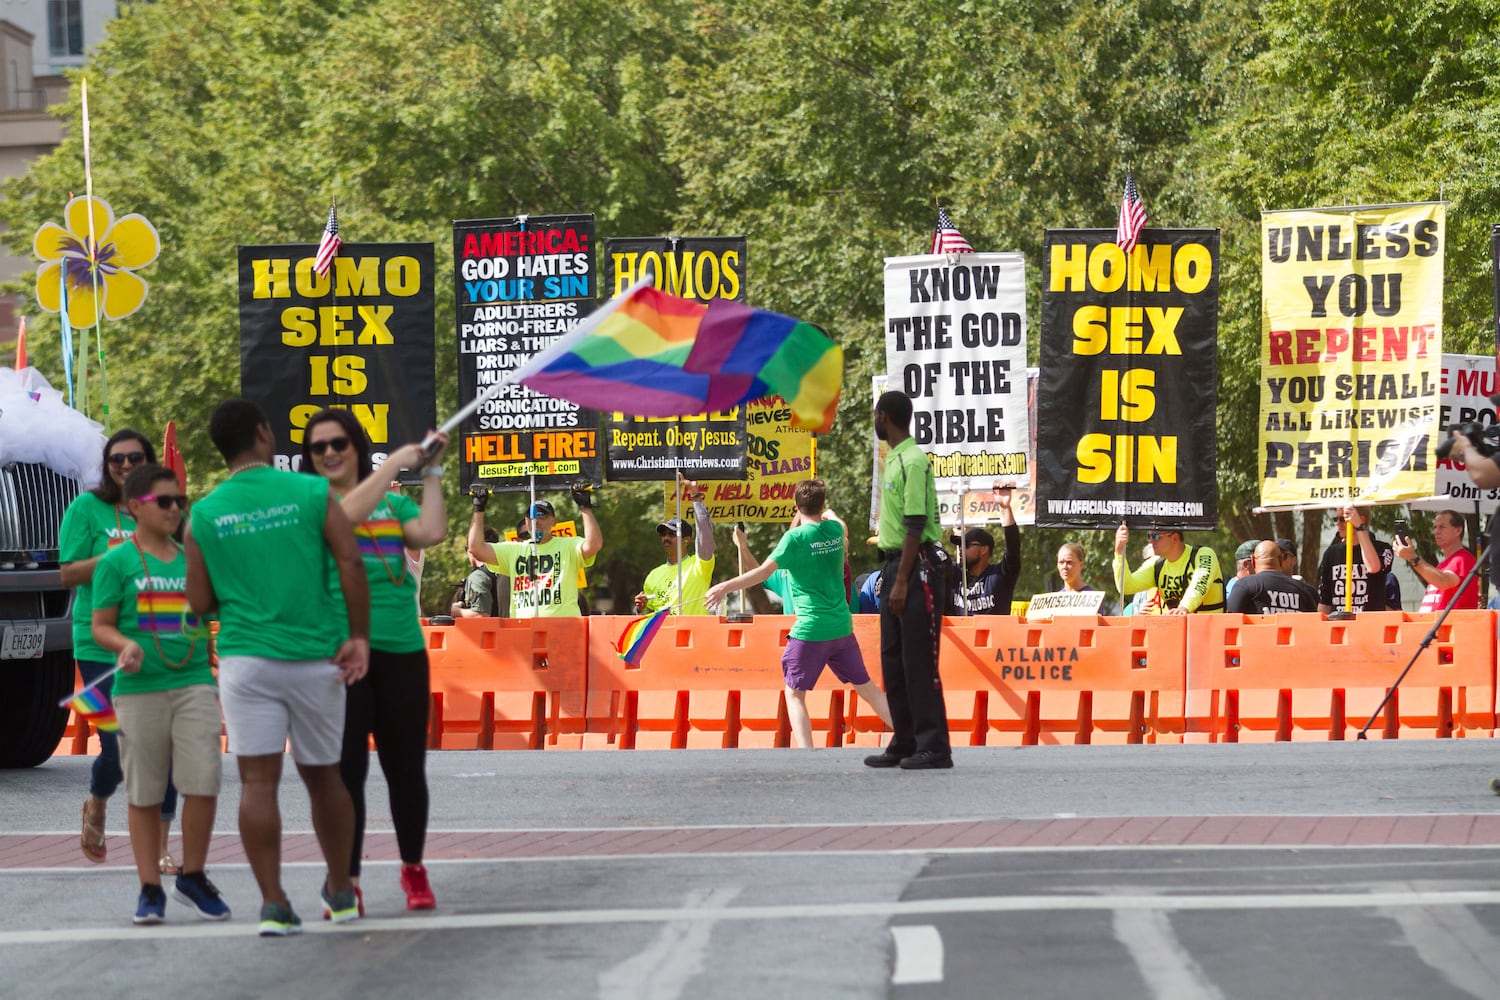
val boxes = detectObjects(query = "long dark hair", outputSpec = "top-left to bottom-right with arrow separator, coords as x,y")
298,408 -> 373,481
91,429 -> 157,505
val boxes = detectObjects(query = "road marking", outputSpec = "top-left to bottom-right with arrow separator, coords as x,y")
4,889 -> 1500,947
1384,899 -> 1500,998
597,887 -> 741,1000
890,925 -> 944,984
1113,909 -> 1226,1000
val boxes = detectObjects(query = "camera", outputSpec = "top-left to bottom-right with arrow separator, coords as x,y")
1436,392 -> 1500,461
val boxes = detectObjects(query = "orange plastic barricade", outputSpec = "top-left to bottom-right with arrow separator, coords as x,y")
936,615 -> 1186,745
1182,611 -> 1497,742
586,614 -> 889,749
423,617 -> 589,749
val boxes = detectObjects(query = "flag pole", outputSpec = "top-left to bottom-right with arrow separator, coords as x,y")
58,662 -> 125,706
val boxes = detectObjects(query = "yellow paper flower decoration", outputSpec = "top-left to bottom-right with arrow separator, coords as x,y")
33,196 -> 159,329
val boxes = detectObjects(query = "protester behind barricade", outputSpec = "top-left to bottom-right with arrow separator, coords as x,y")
91,463 -> 227,925
1113,524 -> 1225,615
1226,540 -> 1320,615
1120,541 -> 1159,615
950,487 -> 1021,616
864,391 -> 951,771
1446,431 -> 1500,601
185,398 -> 368,937
856,566 -> 883,613
1224,539 -> 1259,603
1316,505 -> 1393,614
60,428 -> 180,872
705,480 -> 893,748
635,471 -> 716,615
467,488 -> 600,618
1393,509 -> 1480,612
452,527 -> 502,618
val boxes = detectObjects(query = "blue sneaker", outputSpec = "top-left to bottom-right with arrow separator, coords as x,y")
134,884 -> 166,925
173,871 -> 231,921
258,901 -> 303,937
321,882 -> 361,924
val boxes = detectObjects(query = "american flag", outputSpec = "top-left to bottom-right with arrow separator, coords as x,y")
931,208 -> 975,255
313,203 -> 342,277
1116,173 -> 1148,252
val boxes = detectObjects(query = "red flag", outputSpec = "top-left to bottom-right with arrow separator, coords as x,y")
1116,172 -> 1148,252
14,316 -> 25,370
163,420 -> 187,493
313,203 -> 342,277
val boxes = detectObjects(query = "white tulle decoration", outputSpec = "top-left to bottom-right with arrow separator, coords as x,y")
0,367 -> 105,487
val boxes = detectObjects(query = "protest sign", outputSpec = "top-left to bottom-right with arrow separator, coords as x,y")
1258,203 -> 1443,507
1025,589 -> 1105,620
238,243 -> 435,471
1414,353 -> 1500,514
453,214 -> 599,492
1035,229 -> 1219,529
883,253 -> 1029,523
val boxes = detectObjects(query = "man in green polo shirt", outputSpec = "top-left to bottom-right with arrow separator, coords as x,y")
864,390 -> 952,771
185,398 -> 370,937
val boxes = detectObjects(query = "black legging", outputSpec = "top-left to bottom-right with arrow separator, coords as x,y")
341,647 -> 431,876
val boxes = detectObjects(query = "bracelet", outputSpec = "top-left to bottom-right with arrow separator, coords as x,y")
422,465 -> 443,478
1353,525 -> 1367,532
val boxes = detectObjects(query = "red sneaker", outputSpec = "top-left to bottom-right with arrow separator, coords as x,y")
400,864 -> 436,910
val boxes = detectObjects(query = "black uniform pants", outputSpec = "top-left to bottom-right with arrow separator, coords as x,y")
879,552 -> 950,754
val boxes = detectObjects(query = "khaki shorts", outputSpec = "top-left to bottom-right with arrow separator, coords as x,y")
217,655 -> 345,765
115,684 -> 223,806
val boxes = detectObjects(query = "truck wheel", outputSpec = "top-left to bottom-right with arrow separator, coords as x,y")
0,650 -> 74,767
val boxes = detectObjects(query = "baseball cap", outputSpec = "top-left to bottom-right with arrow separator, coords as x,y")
1275,537 -> 1297,558
963,527 -> 995,549
528,500 -> 555,518
1234,540 -> 1260,563
657,518 -> 693,538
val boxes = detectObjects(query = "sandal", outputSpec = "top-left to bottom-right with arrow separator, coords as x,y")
80,798 -> 106,863
158,854 -> 181,876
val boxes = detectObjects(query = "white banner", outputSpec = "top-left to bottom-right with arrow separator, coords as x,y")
1415,353 -> 1500,514
883,253 -> 1030,523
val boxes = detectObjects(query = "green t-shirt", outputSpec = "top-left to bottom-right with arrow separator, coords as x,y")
487,535 -> 594,618
59,492 -> 136,663
643,553 -> 715,615
328,491 -> 423,653
770,519 -> 853,641
877,436 -> 941,550
190,466 -> 343,659
91,541 -> 214,695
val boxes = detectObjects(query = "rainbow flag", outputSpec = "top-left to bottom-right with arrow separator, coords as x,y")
612,608 -> 668,667
356,517 -> 406,560
137,590 -> 197,633
62,685 -> 120,733
513,276 -> 843,433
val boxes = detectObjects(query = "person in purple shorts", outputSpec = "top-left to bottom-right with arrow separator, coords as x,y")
705,479 -> 893,748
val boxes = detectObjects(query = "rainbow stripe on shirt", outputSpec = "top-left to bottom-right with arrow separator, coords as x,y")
357,517 -> 405,560
136,590 -> 197,633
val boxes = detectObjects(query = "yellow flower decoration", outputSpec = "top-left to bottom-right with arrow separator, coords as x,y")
33,196 -> 159,329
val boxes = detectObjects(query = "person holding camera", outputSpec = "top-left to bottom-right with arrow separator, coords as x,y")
466,482 -> 601,618
1316,505 -> 1393,614
1393,510 -> 1480,612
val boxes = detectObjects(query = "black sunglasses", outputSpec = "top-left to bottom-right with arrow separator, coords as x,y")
309,436 -> 352,456
108,451 -> 147,466
136,493 -> 188,511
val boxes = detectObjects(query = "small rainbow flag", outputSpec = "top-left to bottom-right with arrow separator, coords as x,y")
514,276 -> 843,433
137,590 -> 197,633
612,608 -> 668,667
62,684 -> 120,733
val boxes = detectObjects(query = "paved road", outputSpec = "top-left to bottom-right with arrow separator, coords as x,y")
3,742 -> 1499,998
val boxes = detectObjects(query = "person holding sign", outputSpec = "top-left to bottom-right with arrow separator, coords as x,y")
301,409 -> 449,913
1112,524 -> 1225,615
949,487 -> 1021,616
864,391 -> 952,770
1393,511 -> 1479,612
467,490 -> 601,618
1226,541 -> 1319,615
1316,506 -> 1393,614
91,463 -> 229,925
635,472 -> 716,616
703,480 -> 892,748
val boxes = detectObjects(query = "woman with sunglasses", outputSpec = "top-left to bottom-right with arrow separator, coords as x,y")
300,409 -> 448,913
60,429 -> 180,870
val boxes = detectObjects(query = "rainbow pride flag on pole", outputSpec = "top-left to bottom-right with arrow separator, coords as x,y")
512,275 -> 843,433
613,608 -> 669,667
60,682 -> 120,733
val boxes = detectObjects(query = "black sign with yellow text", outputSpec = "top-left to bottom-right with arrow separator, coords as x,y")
237,243 -> 436,471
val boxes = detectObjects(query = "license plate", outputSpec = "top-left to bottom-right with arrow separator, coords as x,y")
0,623 -> 45,660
